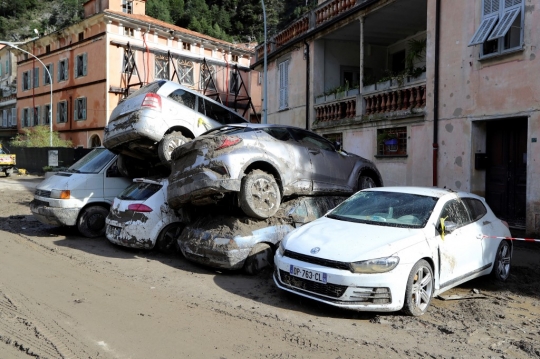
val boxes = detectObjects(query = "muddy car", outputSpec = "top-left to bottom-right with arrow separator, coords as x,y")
103,80 -> 248,168
168,123 -> 383,219
106,177 -> 186,252
178,196 -> 346,274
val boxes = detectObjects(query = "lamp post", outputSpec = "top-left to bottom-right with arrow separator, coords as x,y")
0,38 -> 53,146
261,0 -> 268,124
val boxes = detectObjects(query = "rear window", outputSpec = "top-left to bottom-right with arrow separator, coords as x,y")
262,127 -> 293,141
124,81 -> 166,100
462,198 -> 487,221
118,182 -> 162,201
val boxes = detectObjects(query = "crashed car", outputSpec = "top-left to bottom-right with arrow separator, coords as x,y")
178,196 -> 346,274
103,80 -> 248,168
274,187 -> 512,316
168,123 -> 383,219
105,177 -> 186,251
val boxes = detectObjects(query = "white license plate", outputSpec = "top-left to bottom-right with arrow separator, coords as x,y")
289,265 -> 327,284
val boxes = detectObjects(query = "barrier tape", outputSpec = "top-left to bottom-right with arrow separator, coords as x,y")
482,235 -> 540,243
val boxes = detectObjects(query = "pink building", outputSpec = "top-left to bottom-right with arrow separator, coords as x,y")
12,0 -> 259,148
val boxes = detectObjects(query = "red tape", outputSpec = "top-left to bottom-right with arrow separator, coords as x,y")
482,235 -> 540,243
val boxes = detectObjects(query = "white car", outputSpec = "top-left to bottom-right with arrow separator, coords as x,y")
106,177 -> 186,251
274,187 -> 512,316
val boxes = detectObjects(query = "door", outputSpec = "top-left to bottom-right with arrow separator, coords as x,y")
485,119 -> 527,228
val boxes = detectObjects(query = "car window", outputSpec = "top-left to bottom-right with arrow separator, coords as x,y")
462,198 -> 487,221
262,127 -> 293,141
439,199 -> 472,227
197,96 -> 205,115
289,128 -> 335,151
204,100 -> 245,125
125,80 -> 165,100
118,182 -> 162,200
168,89 -> 196,110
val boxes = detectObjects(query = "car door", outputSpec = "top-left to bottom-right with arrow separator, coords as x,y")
289,128 -> 357,193
437,198 -> 484,288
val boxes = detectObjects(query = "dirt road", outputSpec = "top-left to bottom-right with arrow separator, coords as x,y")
0,175 -> 539,359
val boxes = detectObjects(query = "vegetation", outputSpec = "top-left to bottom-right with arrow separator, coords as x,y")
10,125 -> 72,147
1,0 -> 318,44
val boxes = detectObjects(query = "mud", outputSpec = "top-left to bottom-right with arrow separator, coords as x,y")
0,175 -> 539,359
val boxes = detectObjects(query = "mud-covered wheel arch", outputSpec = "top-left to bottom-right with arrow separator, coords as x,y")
243,242 -> 274,275
158,129 -> 193,166
356,168 -> 382,191
77,205 -> 109,238
155,222 -> 184,253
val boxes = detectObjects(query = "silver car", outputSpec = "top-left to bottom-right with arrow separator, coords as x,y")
167,124 -> 383,219
103,80 -> 248,166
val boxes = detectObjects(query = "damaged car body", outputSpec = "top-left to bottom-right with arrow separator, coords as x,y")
103,80 -> 248,168
178,196 -> 346,274
167,123 -> 383,219
106,177 -> 186,251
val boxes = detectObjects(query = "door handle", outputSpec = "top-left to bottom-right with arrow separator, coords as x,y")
308,149 -> 320,154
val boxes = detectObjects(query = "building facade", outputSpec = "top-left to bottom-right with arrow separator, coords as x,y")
0,45 -> 18,144
12,0 -> 258,149
252,0 -> 538,234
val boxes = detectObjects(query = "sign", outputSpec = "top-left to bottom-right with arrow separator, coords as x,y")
48,150 -> 58,167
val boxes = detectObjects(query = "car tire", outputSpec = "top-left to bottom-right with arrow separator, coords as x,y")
358,175 -> 377,190
490,240 -> 511,281
4,168 -> 13,177
155,223 -> 184,253
403,259 -> 434,316
239,169 -> 281,219
243,243 -> 273,275
158,132 -> 190,166
77,205 -> 109,238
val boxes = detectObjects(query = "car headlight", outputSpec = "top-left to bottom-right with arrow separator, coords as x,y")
349,256 -> 400,273
50,189 -> 71,199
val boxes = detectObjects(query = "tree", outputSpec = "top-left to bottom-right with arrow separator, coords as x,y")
10,126 -> 73,147
146,0 -> 172,23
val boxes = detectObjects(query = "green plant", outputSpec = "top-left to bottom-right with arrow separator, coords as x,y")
405,38 -> 426,73
10,125 -> 72,148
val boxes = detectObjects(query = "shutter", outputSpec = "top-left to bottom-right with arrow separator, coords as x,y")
2,110 -> 6,127
34,67 -> 39,88
83,53 -> 87,76
468,0 -> 500,46
0,63 -> 2,76
35,106 -> 40,125
284,61 -> 289,108
487,6 -> 521,40
64,61 -> 69,80
56,104 -> 60,123
82,98 -> 87,119
57,61 -> 61,82
74,100 -> 79,120
28,109 -> 32,127
49,63 -> 54,84
11,108 -> 16,126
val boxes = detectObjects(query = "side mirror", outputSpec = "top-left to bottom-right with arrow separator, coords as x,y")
443,221 -> 458,234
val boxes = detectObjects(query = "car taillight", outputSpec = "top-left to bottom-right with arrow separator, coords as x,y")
128,204 -> 153,212
215,136 -> 241,150
141,93 -> 162,112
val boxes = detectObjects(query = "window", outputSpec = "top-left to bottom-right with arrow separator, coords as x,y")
122,50 -> 137,75
57,101 -> 68,123
439,200 -> 472,229
177,58 -> 194,86
43,104 -> 51,125
22,108 -> 30,127
231,54 -> 239,62
168,89 -> 196,110
122,0 -> 133,14
462,198 -> 488,221
377,127 -> 407,156
290,128 -> 335,151
46,45 -> 51,53
22,71 -> 31,91
58,59 -> 69,82
230,71 -> 240,94
78,32 -> 84,42
75,53 -> 87,78
468,0 -> 523,57
155,56 -> 169,80
33,106 -> 40,126
203,100 -> 245,125
74,97 -> 87,121
2,110 -> 7,127
44,63 -> 53,85
200,63 -> 216,91
33,67 -> 39,88
124,27 -> 134,37
183,42 -> 191,51
323,133 -> 343,149
278,60 -> 289,110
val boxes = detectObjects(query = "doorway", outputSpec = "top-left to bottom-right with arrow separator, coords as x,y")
485,118 -> 527,229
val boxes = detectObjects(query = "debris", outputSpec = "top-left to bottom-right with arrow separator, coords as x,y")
437,293 -> 487,301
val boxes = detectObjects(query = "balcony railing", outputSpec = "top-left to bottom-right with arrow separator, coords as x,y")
315,94 -> 357,123
364,84 -> 426,115
315,0 -> 358,25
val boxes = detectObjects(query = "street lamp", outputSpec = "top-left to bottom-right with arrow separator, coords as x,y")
0,37 -> 53,146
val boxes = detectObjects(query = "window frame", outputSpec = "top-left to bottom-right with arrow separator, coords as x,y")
44,63 -> 54,85
57,101 -> 68,123
74,53 -> 88,78
43,104 -> 51,125
200,63 -> 216,91
377,127 -> 408,157
278,59 -> 289,110
33,106 -> 40,126
22,70 -> 31,91
74,97 -> 87,121
58,58 -> 69,82
22,107 -> 30,127
178,58 -> 194,86
154,56 -> 169,80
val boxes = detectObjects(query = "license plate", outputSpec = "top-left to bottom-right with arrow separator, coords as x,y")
107,225 -> 121,237
289,265 -> 327,284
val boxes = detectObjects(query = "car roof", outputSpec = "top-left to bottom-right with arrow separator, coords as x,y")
365,186 -> 484,200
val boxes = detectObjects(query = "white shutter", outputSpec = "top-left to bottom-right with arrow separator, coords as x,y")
284,61 -> 289,108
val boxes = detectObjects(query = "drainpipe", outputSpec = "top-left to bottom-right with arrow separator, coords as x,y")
304,40 -> 310,130
433,0 -> 441,187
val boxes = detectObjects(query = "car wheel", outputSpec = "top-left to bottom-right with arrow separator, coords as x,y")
77,206 -> 109,238
358,175 -> 377,190
155,223 -> 184,253
158,132 -> 190,166
4,168 -> 13,177
243,243 -> 273,275
239,170 -> 281,219
490,240 -> 511,281
403,259 -> 434,316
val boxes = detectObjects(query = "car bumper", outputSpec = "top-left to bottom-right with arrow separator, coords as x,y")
103,111 -> 164,150
168,169 -> 241,207
30,199 -> 79,226
105,219 -> 155,249
273,251 -> 413,312
179,235 -> 251,270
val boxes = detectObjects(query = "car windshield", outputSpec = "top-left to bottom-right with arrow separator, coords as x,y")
118,181 -> 162,200
67,148 -> 116,174
327,191 -> 438,228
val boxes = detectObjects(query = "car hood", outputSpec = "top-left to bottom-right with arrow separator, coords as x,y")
284,216 -> 426,262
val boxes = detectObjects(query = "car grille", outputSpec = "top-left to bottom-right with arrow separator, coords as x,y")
32,199 -> 49,207
35,189 -> 51,198
279,269 -> 347,298
283,250 -> 350,270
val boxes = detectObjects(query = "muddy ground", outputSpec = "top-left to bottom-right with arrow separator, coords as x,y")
0,174 -> 539,359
